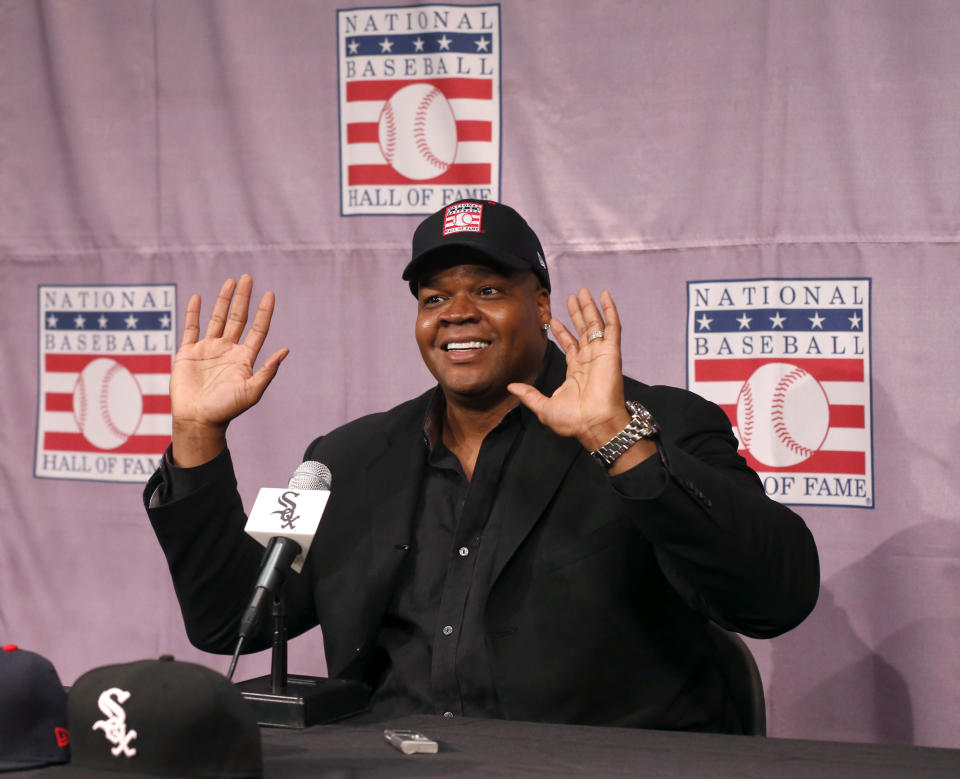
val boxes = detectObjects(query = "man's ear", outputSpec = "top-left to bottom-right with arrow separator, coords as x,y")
536,285 -> 552,327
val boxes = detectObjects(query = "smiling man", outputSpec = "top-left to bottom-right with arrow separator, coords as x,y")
416,261 -> 546,403
145,200 -> 819,733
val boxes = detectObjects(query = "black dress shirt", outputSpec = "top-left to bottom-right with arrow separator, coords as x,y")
367,388 -> 526,719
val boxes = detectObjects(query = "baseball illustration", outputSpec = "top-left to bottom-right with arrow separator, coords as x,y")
378,83 -> 458,180
735,362 -> 829,468
72,358 -> 143,450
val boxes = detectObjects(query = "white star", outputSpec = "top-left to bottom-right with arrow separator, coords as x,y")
379,38 -> 393,53
736,313 -> 752,330
696,313 -> 713,331
46,314 -> 58,328
98,315 -> 109,328
347,40 -> 359,55
475,36 -> 490,52
809,312 -> 825,330
769,312 -> 786,329
413,37 -> 425,52
159,314 -> 171,329
124,314 -> 139,329
848,312 -> 862,329
437,34 -> 452,51
73,314 -> 86,328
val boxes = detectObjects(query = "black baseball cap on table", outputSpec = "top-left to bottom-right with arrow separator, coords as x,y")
36,656 -> 263,778
403,200 -> 550,295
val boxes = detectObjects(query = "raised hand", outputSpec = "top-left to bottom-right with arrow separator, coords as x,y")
170,275 -> 289,467
508,289 -> 655,472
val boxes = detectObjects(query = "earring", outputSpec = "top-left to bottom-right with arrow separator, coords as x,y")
542,322 -> 551,331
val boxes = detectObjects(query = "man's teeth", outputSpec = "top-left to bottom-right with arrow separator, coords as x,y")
444,341 -> 490,351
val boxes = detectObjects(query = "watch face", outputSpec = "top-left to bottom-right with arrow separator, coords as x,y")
626,401 -> 659,437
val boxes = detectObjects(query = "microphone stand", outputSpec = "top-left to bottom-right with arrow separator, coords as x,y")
270,594 -> 287,692
235,593 -> 371,728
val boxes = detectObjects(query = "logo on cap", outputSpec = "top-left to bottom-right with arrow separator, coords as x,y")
91,687 -> 137,758
443,202 -> 483,235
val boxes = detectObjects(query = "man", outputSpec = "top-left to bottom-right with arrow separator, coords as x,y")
145,200 -> 819,733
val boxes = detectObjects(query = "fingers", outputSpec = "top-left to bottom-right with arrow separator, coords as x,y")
247,348 -> 290,403
561,288 -> 620,352
242,289 -> 277,358
549,316 -> 580,356
181,294 -> 202,347
200,275 -> 266,348
567,291 -> 588,335
507,382 -> 549,418
568,288 -> 607,344
205,278 -> 238,339
598,290 -> 621,346
222,274 -> 254,342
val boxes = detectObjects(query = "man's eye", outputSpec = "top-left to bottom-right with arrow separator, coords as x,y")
478,286 -> 499,296
422,294 -> 443,305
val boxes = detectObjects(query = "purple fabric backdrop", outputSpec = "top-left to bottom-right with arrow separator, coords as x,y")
2,0 -> 959,747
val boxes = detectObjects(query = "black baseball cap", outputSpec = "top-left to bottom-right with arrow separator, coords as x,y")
59,656 -> 262,777
0,645 -> 70,771
403,200 -> 550,295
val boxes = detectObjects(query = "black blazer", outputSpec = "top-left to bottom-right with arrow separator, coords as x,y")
146,344 -> 819,731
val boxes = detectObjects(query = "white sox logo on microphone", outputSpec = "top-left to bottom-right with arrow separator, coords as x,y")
247,485 -> 332,573
91,687 -> 137,758
272,490 -> 301,530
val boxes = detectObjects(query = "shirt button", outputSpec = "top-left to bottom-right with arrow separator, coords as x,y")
458,546 -> 469,557
442,625 -> 454,636
443,711 -> 454,718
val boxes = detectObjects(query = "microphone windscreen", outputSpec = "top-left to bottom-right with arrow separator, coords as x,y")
288,460 -> 332,490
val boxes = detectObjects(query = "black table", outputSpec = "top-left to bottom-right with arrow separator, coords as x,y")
261,715 -> 960,778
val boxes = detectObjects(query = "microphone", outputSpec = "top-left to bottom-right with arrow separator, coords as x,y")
231,461 -> 370,725
238,461 -> 332,642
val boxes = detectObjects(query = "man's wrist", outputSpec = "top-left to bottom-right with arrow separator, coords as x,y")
578,409 -> 633,453
171,420 -> 228,468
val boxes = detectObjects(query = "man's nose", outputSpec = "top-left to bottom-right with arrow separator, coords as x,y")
441,292 -> 480,322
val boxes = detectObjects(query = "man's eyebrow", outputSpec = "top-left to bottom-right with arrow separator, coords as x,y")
420,267 -> 513,289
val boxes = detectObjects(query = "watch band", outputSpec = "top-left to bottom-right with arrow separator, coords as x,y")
590,400 -> 659,468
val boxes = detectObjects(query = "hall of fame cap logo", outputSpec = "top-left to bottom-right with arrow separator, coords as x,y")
686,278 -> 873,508
337,4 -> 501,215
443,201 -> 483,234
36,285 -> 176,483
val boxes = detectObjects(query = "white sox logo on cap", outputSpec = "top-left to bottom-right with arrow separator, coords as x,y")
91,687 -> 137,758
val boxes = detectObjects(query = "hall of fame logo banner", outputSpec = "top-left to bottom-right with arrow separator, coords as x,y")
36,285 -> 176,483
686,279 -> 873,508
337,4 -> 501,215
